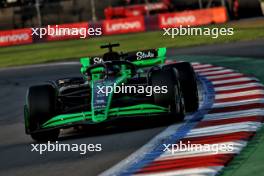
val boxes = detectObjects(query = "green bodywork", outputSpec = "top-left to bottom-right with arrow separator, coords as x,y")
90,73 -> 128,123
42,104 -> 168,128
26,48 -> 168,130
80,47 -> 166,74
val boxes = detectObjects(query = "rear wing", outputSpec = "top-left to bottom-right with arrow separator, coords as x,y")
80,47 -> 166,74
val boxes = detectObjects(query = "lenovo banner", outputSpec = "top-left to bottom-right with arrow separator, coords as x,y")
158,7 -> 228,28
211,7 -> 229,23
0,28 -> 32,47
103,17 -> 145,35
46,22 -> 89,41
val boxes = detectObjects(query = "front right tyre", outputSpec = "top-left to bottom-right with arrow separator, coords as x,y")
25,84 -> 60,141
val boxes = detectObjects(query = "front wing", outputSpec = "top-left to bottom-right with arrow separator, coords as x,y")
27,104 -> 169,133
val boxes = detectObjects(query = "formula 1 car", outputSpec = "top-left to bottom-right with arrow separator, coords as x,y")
24,43 -> 199,141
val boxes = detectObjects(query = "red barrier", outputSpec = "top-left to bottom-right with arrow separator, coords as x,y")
158,7 -> 228,28
103,16 -> 145,35
212,7 -> 229,23
46,22 -> 89,41
0,28 -> 32,47
0,7 -> 228,47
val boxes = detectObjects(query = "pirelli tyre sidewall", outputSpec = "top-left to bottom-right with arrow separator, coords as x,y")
26,84 -> 59,141
150,67 -> 185,121
174,62 -> 199,112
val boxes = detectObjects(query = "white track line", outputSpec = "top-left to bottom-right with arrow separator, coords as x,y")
199,69 -> 234,76
214,83 -> 264,91
203,109 -> 264,121
211,77 -> 257,85
135,166 -> 223,176
206,73 -> 243,80
215,90 -> 264,99
195,67 -> 224,73
213,99 -> 264,108
193,64 -> 213,69
203,111 -> 264,122
185,122 -> 262,138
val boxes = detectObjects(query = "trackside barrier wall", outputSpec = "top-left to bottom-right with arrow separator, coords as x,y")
0,28 -> 33,47
0,7 -> 227,47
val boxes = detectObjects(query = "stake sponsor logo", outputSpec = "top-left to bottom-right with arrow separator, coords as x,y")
136,51 -> 155,60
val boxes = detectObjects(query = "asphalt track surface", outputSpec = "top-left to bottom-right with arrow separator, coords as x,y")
0,39 -> 263,176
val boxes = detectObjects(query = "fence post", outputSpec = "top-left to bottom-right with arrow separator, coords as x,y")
35,0 -> 42,27
91,0 -> 97,21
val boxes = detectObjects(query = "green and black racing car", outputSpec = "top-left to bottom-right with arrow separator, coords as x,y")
24,43 -> 199,141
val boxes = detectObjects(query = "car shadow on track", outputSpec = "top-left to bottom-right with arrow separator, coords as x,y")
58,116 -> 182,141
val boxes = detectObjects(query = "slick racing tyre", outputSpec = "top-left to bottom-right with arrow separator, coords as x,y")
150,68 -> 185,121
26,84 -> 59,141
174,62 -> 199,112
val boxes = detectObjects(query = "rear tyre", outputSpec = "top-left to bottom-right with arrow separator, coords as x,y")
173,62 -> 199,112
150,68 -> 185,121
26,84 -> 60,141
